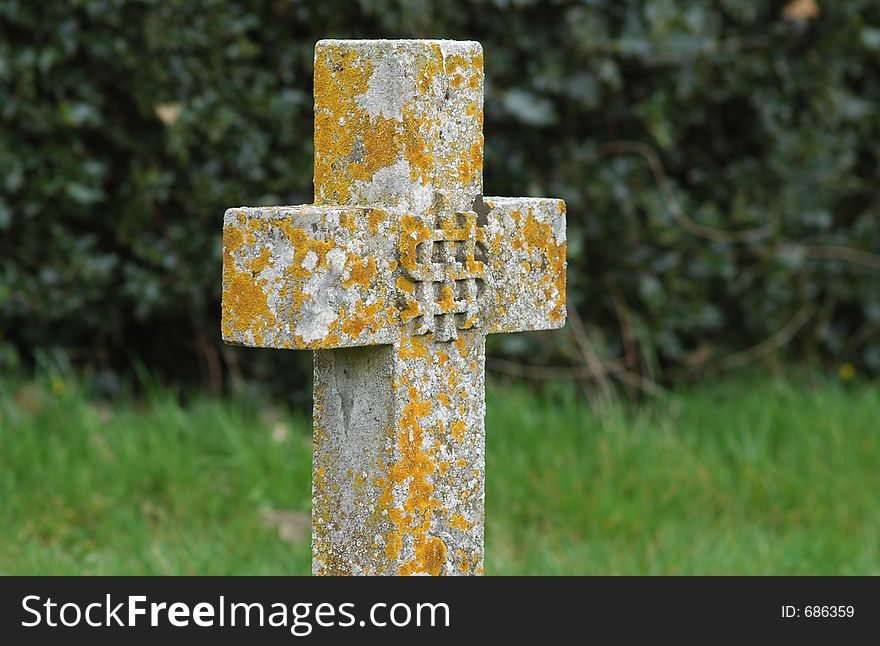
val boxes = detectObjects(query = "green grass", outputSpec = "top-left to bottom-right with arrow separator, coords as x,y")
1,370 -> 878,575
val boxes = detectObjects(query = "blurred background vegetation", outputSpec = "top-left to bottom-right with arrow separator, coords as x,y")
2,0 -> 879,399
2,0 -> 879,576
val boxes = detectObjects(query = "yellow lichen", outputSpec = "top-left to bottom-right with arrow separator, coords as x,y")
339,299 -> 383,338
521,209 -> 567,323
403,102 -> 436,185
279,223 -> 336,280
367,209 -> 385,235
450,420 -> 466,442
399,299 -> 421,322
436,285 -> 456,313
377,393 -> 450,576
457,550 -> 471,574
398,334 -> 428,360
222,223 -> 275,345
450,514 -> 470,531
343,256 -> 377,289
396,275 -> 415,295
399,215 -> 432,273
314,45 -> 402,205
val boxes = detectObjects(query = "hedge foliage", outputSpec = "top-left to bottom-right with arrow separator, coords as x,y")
2,0 -> 879,395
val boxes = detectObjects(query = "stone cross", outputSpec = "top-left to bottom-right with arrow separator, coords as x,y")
222,39 -> 566,575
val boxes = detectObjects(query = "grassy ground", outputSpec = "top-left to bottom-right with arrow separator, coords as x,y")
1,369 -> 878,575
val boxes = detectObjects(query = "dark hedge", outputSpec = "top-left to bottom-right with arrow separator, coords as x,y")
2,0 -> 878,396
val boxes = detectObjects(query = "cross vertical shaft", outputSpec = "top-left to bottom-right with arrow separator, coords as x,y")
221,39 -> 566,576
311,40 -> 486,575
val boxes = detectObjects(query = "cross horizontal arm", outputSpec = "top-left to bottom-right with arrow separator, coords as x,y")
482,197 -> 567,334
222,205 -> 399,349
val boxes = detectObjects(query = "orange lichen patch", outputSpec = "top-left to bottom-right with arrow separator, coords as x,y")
452,135 -> 484,188
450,420 -> 466,442
438,460 -> 450,476
436,350 -> 448,364
283,280 -> 311,322
223,221 -> 245,258
398,334 -> 428,360
446,51 -> 480,90
447,57 -> 466,89
548,266 -> 567,322
314,44 -> 402,204
520,208 -> 567,323
522,210 -> 548,250
450,514 -> 470,531
465,255 -> 485,276
470,137 -> 483,173
375,393 -> 450,576
399,215 -> 432,273
489,229 -> 503,255
385,305 -> 400,326
396,275 -> 416,295
339,299 -> 383,338
222,224 -> 275,344
456,157 -> 473,187
436,285 -> 456,313
279,223 -> 336,280
468,51 -> 483,89
366,209 -> 385,235
456,550 -> 471,574
436,212 -> 468,238
312,387 -> 346,575
338,210 -> 356,233
399,299 -> 421,322
248,247 -> 272,275
405,536 -> 447,577
294,330 -> 343,350
403,103 -> 436,185
343,256 -> 377,289
437,392 -> 450,406
416,44 -> 443,95
454,336 -> 468,355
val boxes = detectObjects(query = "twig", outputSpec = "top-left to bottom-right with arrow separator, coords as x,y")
605,277 -> 638,371
486,358 -> 665,397
843,319 -> 880,357
802,245 -> 880,272
486,357 -> 626,381
221,345 -> 246,392
599,140 -> 778,243
566,303 -> 613,403
700,305 -> 815,375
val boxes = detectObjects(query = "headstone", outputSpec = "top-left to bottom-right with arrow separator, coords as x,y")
222,39 -> 566,575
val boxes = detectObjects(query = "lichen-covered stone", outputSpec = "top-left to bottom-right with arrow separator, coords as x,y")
221,39 -> 567,575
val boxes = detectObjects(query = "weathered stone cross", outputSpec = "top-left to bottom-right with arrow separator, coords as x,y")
222,39 -> 566,575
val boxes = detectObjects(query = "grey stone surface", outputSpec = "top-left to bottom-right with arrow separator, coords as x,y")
222,39 -> 567,575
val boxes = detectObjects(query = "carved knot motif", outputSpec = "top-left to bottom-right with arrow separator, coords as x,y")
398,211 -> 488,342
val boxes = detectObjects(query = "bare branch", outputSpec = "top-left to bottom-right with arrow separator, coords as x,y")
701,305 -> 815,375
802,245 -> 880,272
599,140 -> 778,243
566,303 -> 613,402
